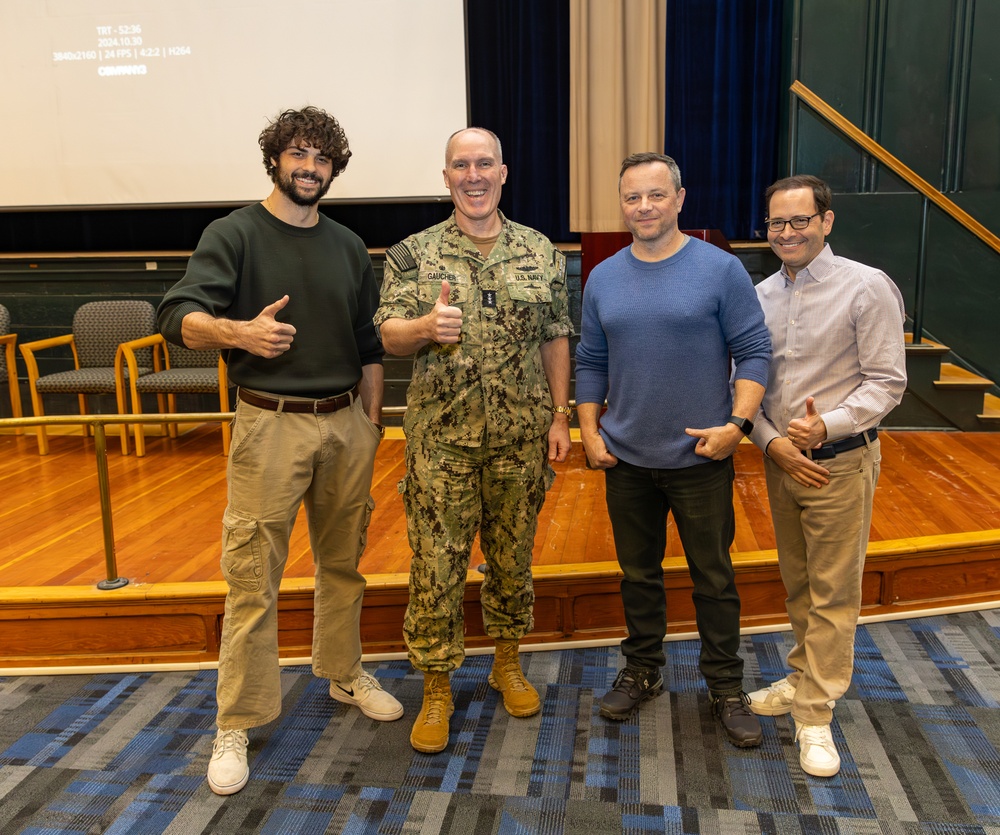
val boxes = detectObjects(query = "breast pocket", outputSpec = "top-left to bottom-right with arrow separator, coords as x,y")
417,272 -> 468,313
501,271 -> 552,342
504,273 -> 552,304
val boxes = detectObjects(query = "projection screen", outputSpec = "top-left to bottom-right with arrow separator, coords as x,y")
0,0 -> 468,209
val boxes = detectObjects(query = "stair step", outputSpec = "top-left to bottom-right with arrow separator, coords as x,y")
980,393 -> 1000,422
905,333 -> 950,354
934,363 -> 994,391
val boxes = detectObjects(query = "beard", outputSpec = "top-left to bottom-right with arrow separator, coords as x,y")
275,169 -> 333,206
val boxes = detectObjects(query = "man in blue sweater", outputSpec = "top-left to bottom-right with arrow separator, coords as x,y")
575,152 -> 771,747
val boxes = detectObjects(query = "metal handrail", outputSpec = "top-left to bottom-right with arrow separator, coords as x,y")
790,80 -> 1000,345
0,408 -> 408,590
790,81 -> 1000,254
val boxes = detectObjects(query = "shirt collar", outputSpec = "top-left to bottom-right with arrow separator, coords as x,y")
780,242 -> 835,285
443,210 -> 509,254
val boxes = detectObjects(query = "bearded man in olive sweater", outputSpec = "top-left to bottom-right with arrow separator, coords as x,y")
157,106 -> 402,797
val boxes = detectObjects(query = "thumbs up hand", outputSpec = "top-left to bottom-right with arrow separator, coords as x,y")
787,396 -> 828,450
244,295 -> 296,358
428,279 -> 463,344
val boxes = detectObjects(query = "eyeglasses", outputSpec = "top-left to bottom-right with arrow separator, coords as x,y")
765,212 -> 822,233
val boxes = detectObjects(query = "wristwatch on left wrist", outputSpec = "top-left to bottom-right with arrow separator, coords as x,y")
553,405 -> 573,419
727,415 -> 754,435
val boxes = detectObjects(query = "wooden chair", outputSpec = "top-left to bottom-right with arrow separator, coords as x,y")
19,300 -> 156,455
0,304 -> 24,433
116,333 -> 232,457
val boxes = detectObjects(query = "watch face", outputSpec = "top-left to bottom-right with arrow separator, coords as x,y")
729,416 -> 753,434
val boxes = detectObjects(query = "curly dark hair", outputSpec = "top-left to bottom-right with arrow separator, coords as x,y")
259,106 -> 352,181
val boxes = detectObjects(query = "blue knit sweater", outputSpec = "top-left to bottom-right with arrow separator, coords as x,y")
575,238 -> 771,469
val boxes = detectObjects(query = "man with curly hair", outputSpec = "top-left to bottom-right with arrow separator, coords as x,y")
158,106 -> 402,796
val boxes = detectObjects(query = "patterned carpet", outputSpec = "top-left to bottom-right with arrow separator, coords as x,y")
2,610 -> 1000,834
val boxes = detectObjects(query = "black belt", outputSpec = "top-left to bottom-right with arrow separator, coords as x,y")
808,427 -> 878,460
238,385 -> 359,414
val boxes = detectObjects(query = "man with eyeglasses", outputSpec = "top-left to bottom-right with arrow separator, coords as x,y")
746,175 -> 906,777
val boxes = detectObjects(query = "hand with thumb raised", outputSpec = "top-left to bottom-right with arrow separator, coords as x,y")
430,279 -> 462,344
244,294 -> 296,358
788,395 -> 827,450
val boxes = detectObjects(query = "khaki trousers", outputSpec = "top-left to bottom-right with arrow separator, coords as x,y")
215,394 -> 381,730
763,439 -> 880,725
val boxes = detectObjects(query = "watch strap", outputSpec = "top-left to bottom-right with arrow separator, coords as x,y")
727,416 -> 753,435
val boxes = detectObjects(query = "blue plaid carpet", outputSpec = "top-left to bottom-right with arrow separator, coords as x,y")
2,610 -> 1000,834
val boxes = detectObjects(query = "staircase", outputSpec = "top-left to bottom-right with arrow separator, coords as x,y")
883,334 -> 1000,430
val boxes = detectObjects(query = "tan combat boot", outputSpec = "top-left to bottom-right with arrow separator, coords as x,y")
488,638 -> 541,717
410,671 -> 454,754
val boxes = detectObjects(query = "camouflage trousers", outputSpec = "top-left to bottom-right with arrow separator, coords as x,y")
401,433 -> 554,672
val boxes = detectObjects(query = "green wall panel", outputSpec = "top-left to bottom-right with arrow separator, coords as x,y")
964,0 -> 1000,191
923,208 -> 1000,383
879,0 -> 956,190
797,1 -> 870,123
794,0 -> 871,187
795,109 -> 865,191
821,193 -> 921,311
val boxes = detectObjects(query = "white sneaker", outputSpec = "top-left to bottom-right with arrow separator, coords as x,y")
795,722 -> 841,777
330,670 -> 404,721
747,678 -> 796,716
207,729 -> 249,795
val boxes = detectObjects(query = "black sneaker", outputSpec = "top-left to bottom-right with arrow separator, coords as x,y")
712,692 -> 763,747
599,666 -> 663,720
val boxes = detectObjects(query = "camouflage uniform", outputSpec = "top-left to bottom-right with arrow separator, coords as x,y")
375,212 -> 572,671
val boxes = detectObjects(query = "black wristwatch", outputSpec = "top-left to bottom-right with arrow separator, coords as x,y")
727,416 -> 754,435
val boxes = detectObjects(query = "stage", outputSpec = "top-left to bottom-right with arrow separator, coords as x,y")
2,427 -> 999,670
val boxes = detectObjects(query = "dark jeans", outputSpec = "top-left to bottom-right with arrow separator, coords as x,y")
604,456 -> 744,694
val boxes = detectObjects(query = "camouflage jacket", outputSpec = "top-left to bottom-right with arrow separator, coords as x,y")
375,212 -> 571,448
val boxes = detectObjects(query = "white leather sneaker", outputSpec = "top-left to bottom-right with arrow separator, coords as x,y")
330,670 -> 404,721
795,722 -> 841,777
747,677 -> 796,715
207,728 -> 249,795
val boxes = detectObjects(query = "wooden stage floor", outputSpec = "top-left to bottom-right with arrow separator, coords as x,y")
2,426 -> 1000,589
2,426 -> 1000,669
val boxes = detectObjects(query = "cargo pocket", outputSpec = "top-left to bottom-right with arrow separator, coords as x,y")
544,463 -> 556,492
357,495 -> 376,564
221,508 -> 263,592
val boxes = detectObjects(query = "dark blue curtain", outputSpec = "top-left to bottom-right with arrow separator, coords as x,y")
664,0 -> 783,240
466,0 -> 575,243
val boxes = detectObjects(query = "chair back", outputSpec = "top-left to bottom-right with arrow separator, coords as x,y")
73,301 -> 156,368
0,303 -> 10,379
167,343 -> 221,370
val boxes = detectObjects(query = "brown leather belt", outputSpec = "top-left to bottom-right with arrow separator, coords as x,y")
238,385 -> 359,414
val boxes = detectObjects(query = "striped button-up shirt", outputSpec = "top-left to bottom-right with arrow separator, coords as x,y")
751,244 -> 906,449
